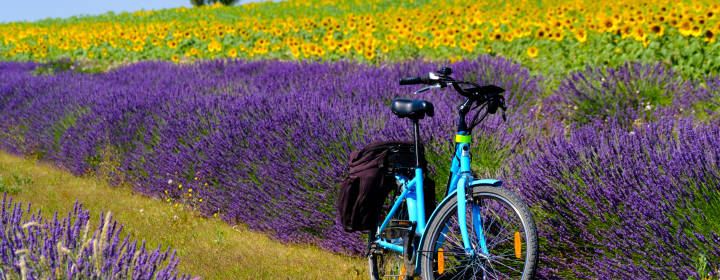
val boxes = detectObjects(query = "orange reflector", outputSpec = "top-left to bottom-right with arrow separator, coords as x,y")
399,265 -> 405,280
514,231 -> 522,259
438,248 -> 445,274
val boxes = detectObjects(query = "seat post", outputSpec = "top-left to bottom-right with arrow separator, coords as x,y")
412,119 -> 421,168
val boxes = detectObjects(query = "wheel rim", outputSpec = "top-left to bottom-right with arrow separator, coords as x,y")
428,193 -> 530,279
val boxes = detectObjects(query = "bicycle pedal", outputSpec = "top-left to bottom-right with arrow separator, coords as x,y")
388,219 -> 413,228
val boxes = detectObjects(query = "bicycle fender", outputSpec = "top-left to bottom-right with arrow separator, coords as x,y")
414,180 -> 501,271
470,179 -> 502,187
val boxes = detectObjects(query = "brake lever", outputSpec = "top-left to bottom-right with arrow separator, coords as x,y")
413,84 -> 441,94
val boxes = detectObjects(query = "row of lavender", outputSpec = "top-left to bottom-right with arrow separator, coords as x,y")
0,57 -> 539,254
0,57 -> 717,278
0,196 -> 195,279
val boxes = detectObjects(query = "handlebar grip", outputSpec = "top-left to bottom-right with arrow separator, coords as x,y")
399,76 -> 429,85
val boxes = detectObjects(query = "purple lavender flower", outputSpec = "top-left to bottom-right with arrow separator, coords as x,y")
0,195 -> 197,279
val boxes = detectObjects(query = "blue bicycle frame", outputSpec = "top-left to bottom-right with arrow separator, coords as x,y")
370,132 -> 502,274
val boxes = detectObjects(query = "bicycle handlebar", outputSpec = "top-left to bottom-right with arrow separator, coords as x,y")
399,69 -> 503,100
399,67 -> 509,129
399,76 -> 431,85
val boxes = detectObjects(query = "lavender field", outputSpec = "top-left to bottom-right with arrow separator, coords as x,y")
0,195 -> 194,279
0,56 -> 718,278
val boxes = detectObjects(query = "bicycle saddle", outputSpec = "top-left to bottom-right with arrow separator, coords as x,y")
391,99 -> 434,120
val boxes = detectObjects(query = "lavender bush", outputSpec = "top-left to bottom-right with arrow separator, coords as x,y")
0,195 -> 195,279
548,62 -> 711,126
504,116 -> 720,278
700,76 -> 720,119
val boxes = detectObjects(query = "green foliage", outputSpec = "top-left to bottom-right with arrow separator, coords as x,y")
32,58 -> 74,75
692,254 -> 719,280
216,0 -> 239,5
0,173 -> 33,194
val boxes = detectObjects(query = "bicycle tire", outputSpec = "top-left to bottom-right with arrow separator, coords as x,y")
419,185 -> 538,280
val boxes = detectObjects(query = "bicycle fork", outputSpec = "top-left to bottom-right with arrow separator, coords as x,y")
454,174 -> 490,257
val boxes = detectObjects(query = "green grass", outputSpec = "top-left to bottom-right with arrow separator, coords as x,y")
0,151 -> 366,279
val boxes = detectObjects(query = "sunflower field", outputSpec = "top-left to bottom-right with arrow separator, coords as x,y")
1,0 -> 720,279
2,0 -> 720,77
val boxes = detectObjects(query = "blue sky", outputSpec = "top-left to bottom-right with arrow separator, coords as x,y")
0,0 -> 260,23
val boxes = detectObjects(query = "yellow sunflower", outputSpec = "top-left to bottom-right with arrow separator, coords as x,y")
649,24 -> 664,37
632,26 -> 648,41
691,25 -> 703,37
574,29 -> 587,43
489,32 -> 503,41
132,43 -> 144,52
208,40 -> 222,52
364,49 -> 375,60
227,48 -> 238,58
705,30 -> 716,43
526,46 -> 538,58
536,29 -> 547,39
678,21 -> 693,37
600,16 -> 618,33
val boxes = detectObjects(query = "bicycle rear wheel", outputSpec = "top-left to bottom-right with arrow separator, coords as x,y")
419,185 -> 537,280
369,177 -> 414,280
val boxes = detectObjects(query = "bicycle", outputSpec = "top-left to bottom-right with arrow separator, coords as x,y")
367,67 -> 538,279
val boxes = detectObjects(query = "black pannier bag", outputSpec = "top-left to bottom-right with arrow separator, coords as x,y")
337,141 -> 436,232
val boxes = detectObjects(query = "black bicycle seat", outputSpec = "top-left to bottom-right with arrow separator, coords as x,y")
391,99 -> 434,120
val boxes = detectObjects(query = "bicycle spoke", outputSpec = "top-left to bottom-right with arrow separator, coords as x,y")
489,257 -> 523,274
486,258 -> 516,279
